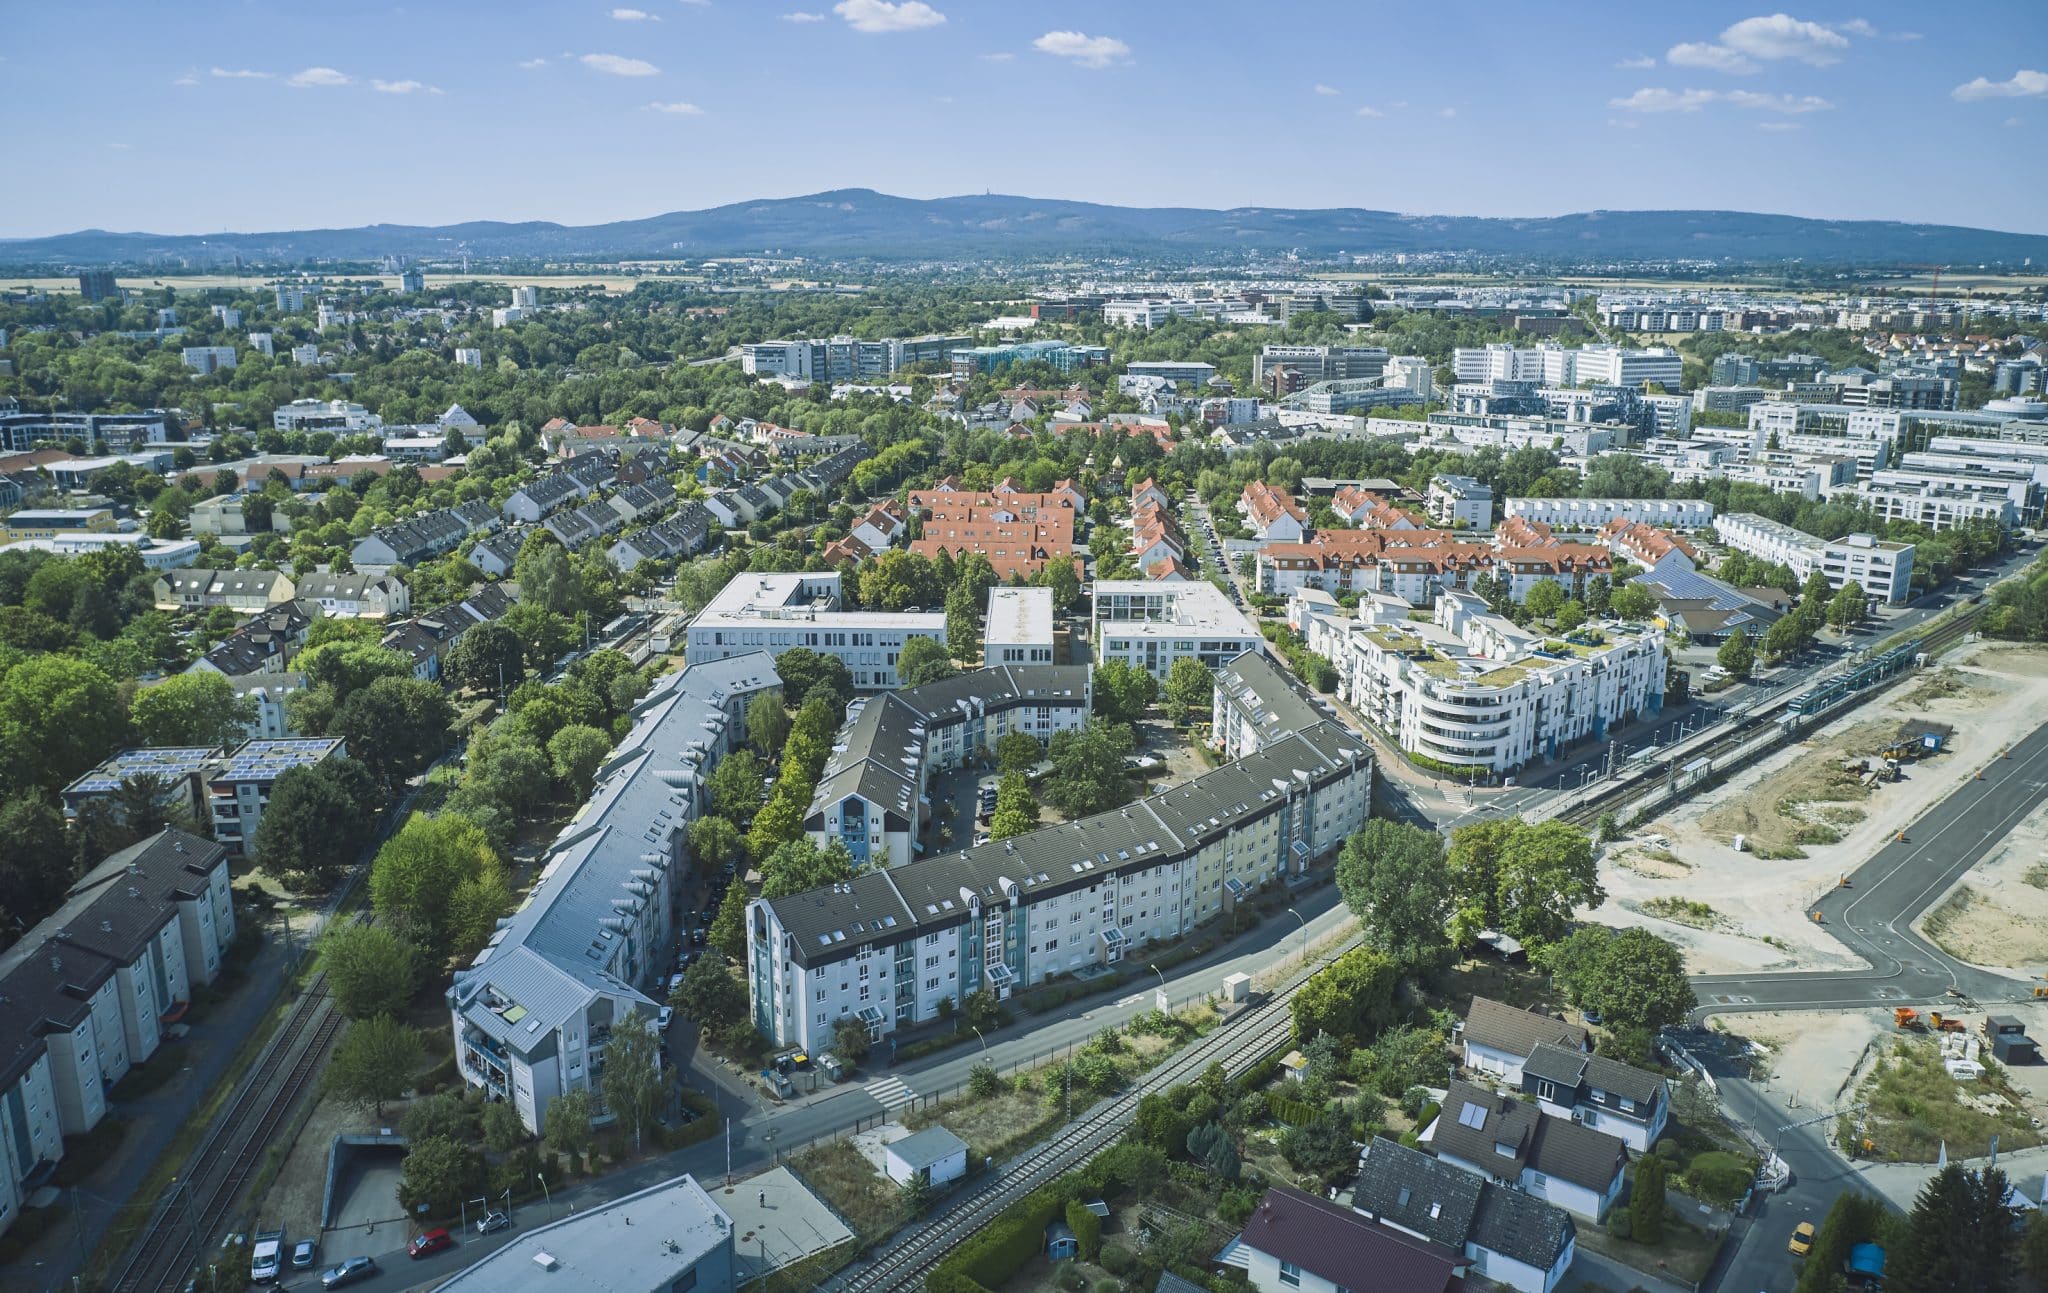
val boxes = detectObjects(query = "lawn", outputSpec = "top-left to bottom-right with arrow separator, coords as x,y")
1853,1037 -> 2045,1163
788,1140 -> 912,1244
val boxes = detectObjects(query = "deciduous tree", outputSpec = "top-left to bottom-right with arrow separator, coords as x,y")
1092,659 -> 1157,725
745,691 -> 790,758
1161,658 -> 1214,727
1334,820 -> 1453,968
254,756 -> 379,891
1543,925 -> 1696,1035
547,723 -> 612,800
322,922 -> 420,1020
370,813 -> 504,961
600,1010 -> 666,1152
129,671 -> 257,749
897,635 -> 955,687
326,1015 -> 423,1117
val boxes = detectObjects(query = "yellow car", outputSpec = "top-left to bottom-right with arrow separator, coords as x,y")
1788,1221 -> 1816,1256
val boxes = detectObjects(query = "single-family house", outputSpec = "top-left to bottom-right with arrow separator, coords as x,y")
1461,996 -> 1589,1085
1428,1081 -> 1629,1221
1521,1043 -> 1671,1153
1353,1136 -> 1576,1293
1222,1186 -> 1466,1293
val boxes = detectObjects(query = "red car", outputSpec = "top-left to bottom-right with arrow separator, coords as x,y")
407,1228 -> 454,1259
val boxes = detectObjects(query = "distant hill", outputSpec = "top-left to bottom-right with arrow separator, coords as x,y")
4,189 -> 2044,266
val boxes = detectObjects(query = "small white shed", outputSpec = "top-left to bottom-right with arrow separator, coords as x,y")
884,1126 -> 969,1189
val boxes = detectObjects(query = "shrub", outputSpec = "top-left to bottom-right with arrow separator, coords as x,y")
967,1063 -> 1003,1098
1608,1210 -> 1633,1240
1683,1151 -> 1756,1208
1065,1199 -> 1103,1261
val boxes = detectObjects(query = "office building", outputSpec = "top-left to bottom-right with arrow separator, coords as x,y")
1451,344 -> 1680,391
1090,580 -> 1263,680
4,508 -> 116,541
77,269 -> 119,302
1711,513 -> 1915,604
0,409 -> 180,454
805,665 -> 1092,870
272,398 -> 382,433
741,334 -> 974,381
948,340 -> 1110,378
684,572 -> 945,691
205,738 -> 347,858
1309,592 -> 1665,776
451,655 -> 779,1132
399,267 -> 425,294
983,587 -> 1056,666
1124,360 -> 1218,389
751,709 -> 1370,1052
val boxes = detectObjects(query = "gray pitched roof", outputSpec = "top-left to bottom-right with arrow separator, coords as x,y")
1463,996 -> 1589,1058
1435,1081 -> 1626,1193
1214,648 -> 1326,741
1357,1137 -> 1573,1273
1237,1187 -> 1462,1293
1469,1174 -> 1575,1271
1524,1042 -> 1667,1108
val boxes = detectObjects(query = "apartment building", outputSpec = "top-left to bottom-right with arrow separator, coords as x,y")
1239,480 -> 1308,542
740,334 -> 972,381
984,587 -> 1056,666
1091,580 -> 1263,680
1209,649 -> 1330,760
1711,513 -> 1915,604
1451,344 -> 1680,391
205,738 -> 348,858
180,346 -> 237,374
272,398 -> 382,433
805,665 -> 1092,869
751,719 -> 1371,1052
684,572 -> 945,691
1504,498 -> 1714,531
1853,482 -> 2017,530
62,746 -> 218,826
0,409 -> 179,454
449,655 -> 778,1133
153,568 -> 297,615
1426,475 -> 1494,528
1309,593 -> 1665,776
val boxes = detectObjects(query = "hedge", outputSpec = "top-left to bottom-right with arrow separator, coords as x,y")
1266,1091 -> 1323,1128
1064,1199 -> 1103,1261
936,1187 -> 1067,1288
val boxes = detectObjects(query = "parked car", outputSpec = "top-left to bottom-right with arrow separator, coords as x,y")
320,1257 -> 379,1289
408,1228 -> 455,1259
477,1210 -> 513,1235
668,972 -> 685,993
290,1239 -> 319,1271
657,1006 -> 674,1032
1788,1221 -> 1816,1256
250,1227 -> 284,1283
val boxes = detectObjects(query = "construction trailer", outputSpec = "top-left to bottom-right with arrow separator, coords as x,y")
1985,1014 -> 2040,1063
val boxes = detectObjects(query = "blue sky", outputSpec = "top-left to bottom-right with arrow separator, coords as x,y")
3,1 -> 2044,238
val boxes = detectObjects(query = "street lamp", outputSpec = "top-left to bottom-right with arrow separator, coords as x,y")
970,1025 -> 988,1057
1284,909 -> 1309,962
536,1171 -> 554,1223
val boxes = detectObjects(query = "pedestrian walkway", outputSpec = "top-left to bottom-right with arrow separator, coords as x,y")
864,1076 -> 916,1111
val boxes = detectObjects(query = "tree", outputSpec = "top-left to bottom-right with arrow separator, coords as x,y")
1892,1165 -> 2018,1293
746,785 -> 809,861
1584,573 -> 1613,616
1092,659 -> 1158,725
600,1010 -> 666,1152
745,691 -> 790,757
759,837 -> 855,899
1334,820 -> 1453,969
0,792 -> 73,930
0,655 -> 126,794
400,1091 -> 479,1144
945,584 -> 981,662
690,815 -> 746,873
1044,721 -> 1136,818
547,723 -> 612,800
442,621 -> 525,694
1494,820 -> 1602,950
501,601 -> 573,670
1610,581 -> 1660,621
708,882 -> 749,960
447,864 -> 514,963
705,748 -> 767,822
514,541 -> 584,618
1544,926 -> 1697,1035
253,757 -> 378,890
897,635 -> 955,687
832,1016 -> 872,1065
1064,1197 -> 1105,1261
1184,1122 -> 1241,1184
858,550 -> 942,611
130,671 -> 257,749
1763,612 -> 1809,661
1289,946 -> 1396,1046
1553,600 -> 1587,632
398,1135 -> 483,1221
1524,579 -> 1567,620
371,813 -> 504,961
321,922 -> 420,1020
671,955 -> 748,1029
1161,658 -> 1214,727
1716,627 -> 1755,681
993,730 -> 1042,775
1828,580 -> 1866,630
326,1015 -> 423,1117
2023,1211 -> 2048,1292
1446,817 -> 1517,946
1629,1154 -> 1667,1243
772,649 -> 852,711
1797,1191 -> 1895,1293
335,675 -> 455,780
542,1087 -> 596,1162
481,1101 -> 526,1155
988,772 -> 1039,840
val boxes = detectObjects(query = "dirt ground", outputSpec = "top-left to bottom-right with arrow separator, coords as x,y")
1913,793 -> 2048,976
1727,1011 -> 1889,1114
260,1087 -> 407,1240
1591,642 -> 2048,976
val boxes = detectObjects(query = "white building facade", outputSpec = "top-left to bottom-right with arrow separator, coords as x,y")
685,572 -> 946,691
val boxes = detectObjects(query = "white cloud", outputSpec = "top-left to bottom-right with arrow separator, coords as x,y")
1666,41 -> 1757,74
611,7 -> 660,20
833,0 -> 945,33
2008,116 -> 2024,127
1616,55 -> 1657,69
1890,30 -> 1922,41
1438,106 -> 1457,118
1609,86 -> 1720,113
1724,89 -> 1832,113
1758,120 -> 1803,131
288,66 -> 351,88
644,100 -> 704,114
1838,18 -> 1877,37
1314,83 -> 1340,96
1355,106 -> 1383,118
107,142 -> 131,150
1388,100 -> 1408,108
519,57 -> 549,69
373,79 -> 444,95
1720,13 -> 1850,65
782,10 -> 825,20
979,51 -> 1013,62
1032,30 -> 1130,69
210,66 -> 272,79
173,74 -> 200,86
581,52 -> 661,76
1952,69 -> 2048,101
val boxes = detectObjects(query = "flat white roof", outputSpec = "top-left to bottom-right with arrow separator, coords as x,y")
435,1174 -> 730,1292
692,571 -> 946,631
985,587 -> 1055,647
1093,580 -> 1261,640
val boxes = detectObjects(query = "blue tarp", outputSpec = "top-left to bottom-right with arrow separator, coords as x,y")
1848,1242 -> 1886,1277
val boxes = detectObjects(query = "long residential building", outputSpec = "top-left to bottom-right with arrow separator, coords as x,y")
450,654 -> 782,1133
1309,591 -> 1665,776
805,665 -> 1094,870
684,572 -> 945,691
1091,579 -> 1263,680
1710,513 -> 1915,604
750,711 -> 1372,1053
1504,498 -> 1714,531
741,334 -> 972,381
1452,343 -> 1680,391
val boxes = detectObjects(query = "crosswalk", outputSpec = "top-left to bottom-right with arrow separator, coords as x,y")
863,1076 -> 916,1110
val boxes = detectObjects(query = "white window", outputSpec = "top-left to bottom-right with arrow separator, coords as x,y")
924,976 -> 939,991
1279,1261 -> 1302,1288
1537,1079 -> 1556,1103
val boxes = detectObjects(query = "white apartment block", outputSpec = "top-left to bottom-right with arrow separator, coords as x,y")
753,712 -> 1371,1053
1505,498 -> 1715,531
1852,482 -> 2016,531
450,654 -> 780,1133
805,665 -> 1092,871
984,587 -> 1056,666
1710,513 -> 1915,604
1451,344 -> 1680,391
1746,402 -> 1904,442
1103,299 -> 1199,329
684,572 -> 946,691
273,398 -> 382,433
1427,474 -> 1494,528
455,347 -> 482,368
1091,580 -> 1263,680
1310,592 -> 1665,776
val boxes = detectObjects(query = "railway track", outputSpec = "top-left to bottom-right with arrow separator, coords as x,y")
830,934 -> 1365,1293
1554,607 -> 1982,829
106,975 -> 345,1293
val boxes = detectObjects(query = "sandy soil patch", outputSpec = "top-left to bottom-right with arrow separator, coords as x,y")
1590,642 -> 2048,975
1913,795 -> 2048,976
1730,1011 -> 1888,1113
